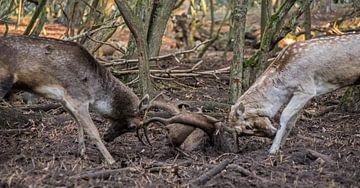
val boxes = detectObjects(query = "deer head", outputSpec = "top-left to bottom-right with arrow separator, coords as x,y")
103,94 -> 150,142
229,103 -> 277,138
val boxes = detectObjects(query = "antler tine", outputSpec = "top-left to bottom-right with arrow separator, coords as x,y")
136,126 -> 154,147
137,93 -> 182,146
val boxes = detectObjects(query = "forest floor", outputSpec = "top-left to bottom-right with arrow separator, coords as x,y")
0,52 -> 359,187
0,4 -> 360,188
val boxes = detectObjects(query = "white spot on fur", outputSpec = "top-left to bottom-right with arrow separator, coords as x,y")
93,99 -> 113,115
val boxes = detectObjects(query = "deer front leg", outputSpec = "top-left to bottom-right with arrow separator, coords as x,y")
63,98 -> 115,165
269,92 -> 314,154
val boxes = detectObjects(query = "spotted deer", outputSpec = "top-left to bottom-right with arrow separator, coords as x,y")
229,33 -> 360,154
0,35 -> 149,164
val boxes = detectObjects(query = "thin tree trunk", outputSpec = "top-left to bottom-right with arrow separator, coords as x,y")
16,0 -> 23,29
229,0 -> 249,103
23,0 -> 47,35
147,0 -> 176,57
115,0 -> 153,96
304,0 -> 312,40
31,8 -> 47,36
257,0 -> 313,78
260,0 -> 272,38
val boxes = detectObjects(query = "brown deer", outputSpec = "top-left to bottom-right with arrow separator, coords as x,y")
0,35 -> 149,164
229,33 -> 360,154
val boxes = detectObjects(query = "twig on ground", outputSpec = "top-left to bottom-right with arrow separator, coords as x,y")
17,104 -> 62,112
0,129 -> 31,135
112,64 -> 229,79
227,164 -> 271,183
189,158 -> 233,186
306,149 -> 335,164
303,105 -> 337,117
70,167 -> 138,180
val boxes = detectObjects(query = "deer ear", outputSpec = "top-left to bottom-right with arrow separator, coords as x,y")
138,94 -> 150,112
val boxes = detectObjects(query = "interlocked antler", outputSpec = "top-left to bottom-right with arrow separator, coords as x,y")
137,94 -> 220,146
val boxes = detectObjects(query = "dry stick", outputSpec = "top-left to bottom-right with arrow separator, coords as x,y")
86,34 -> 126,54
189,158 -> 233,186
227,164 -> 271,183
0,129 -> 31,134
112,63 -> 229,79
306,149 -> 335,164
71,167 -> 138,180
17,104 -> 62,112
113,60 -> 203,75
64,21 -> 124,41
103,40 -> 210,66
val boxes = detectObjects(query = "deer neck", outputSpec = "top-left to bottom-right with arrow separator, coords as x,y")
91,72 -> 139,120
240,68 -> 291,118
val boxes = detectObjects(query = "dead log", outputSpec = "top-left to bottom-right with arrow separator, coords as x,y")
189,159 -> 232,186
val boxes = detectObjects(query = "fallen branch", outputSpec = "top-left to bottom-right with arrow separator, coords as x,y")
189,158 -> 233,186
64,21 -> 124,41
112,64 -> 229,79
303,105 -> 337,117
86,34 -> 126,54
71,167 -> 138,180
306,149 -> 335,164
0,128 -> 31,135
227,164 -> 271,183
16,104 -> 62,112
102,40 -> 210,66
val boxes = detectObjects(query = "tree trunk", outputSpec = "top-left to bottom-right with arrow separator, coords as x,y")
147,0 -> 177,57
229,0 -> 249,103
23,0 -> 47,35
254,0 -> 313,82
304,0 -> 312,40
260,0 -> 272,38
115,0 -> 154,96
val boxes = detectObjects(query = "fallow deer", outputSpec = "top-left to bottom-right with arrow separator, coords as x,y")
0,35 -> 149,164
229,33 -> 360,154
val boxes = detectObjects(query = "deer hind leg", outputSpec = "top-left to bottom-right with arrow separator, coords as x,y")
269,92 -> 314,154
0,69 -> 13,99
62,97 -> 115,165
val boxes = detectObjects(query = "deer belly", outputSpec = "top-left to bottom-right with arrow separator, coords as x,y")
34,85 -> 65,101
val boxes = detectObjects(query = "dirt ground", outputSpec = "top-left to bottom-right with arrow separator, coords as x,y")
0,52 -> 359,187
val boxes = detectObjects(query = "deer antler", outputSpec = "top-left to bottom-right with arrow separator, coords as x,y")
136,93 -> 220,146
142,112 -> 218,138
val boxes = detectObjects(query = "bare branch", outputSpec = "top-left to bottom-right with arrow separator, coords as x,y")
85,34 -> 126,54
102,40 -> 210,66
